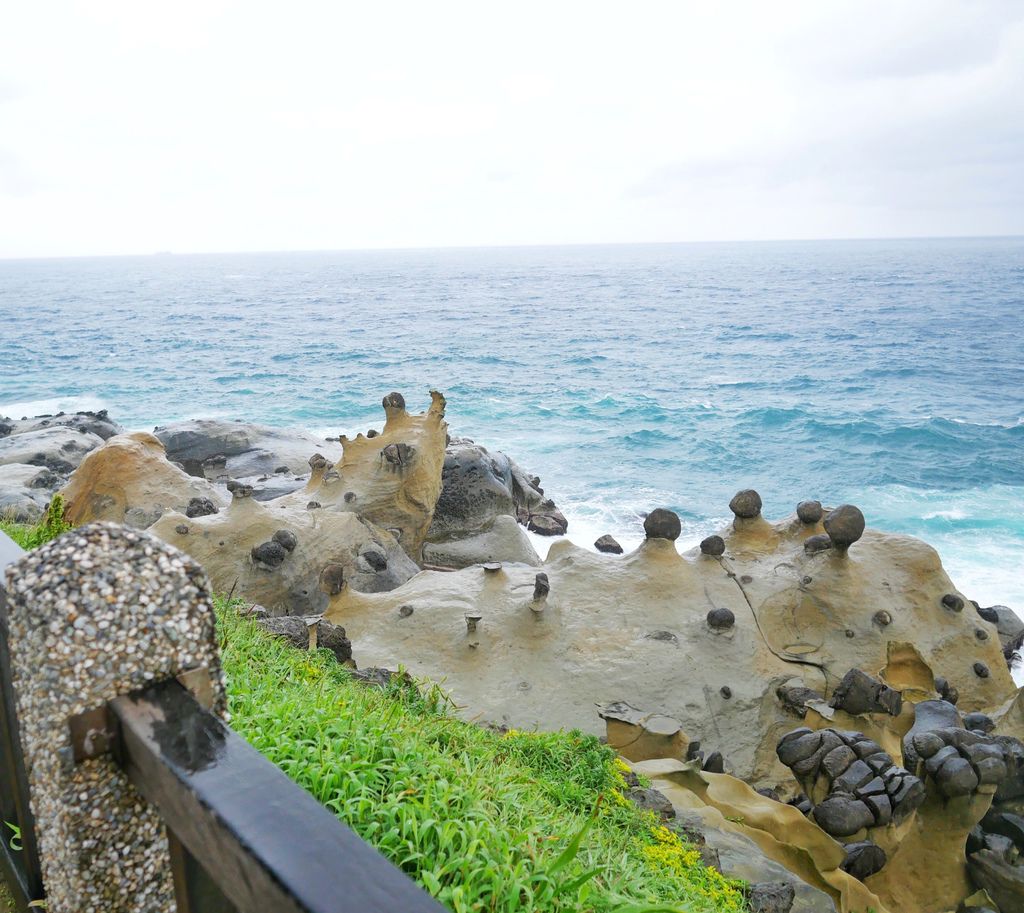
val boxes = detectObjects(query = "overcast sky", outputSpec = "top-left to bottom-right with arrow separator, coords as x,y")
1,1 -> 1022,257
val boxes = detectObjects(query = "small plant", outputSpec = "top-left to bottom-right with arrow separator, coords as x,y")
0,494 -> 74,550
5,820 -> 22,851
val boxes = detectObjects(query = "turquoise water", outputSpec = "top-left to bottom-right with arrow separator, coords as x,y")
1,239 -> 1023,611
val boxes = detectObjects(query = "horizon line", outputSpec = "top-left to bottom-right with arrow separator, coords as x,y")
2,232 -> 1022,263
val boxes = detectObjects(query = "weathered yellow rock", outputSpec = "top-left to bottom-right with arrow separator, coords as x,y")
150,488 -> 418,615
281,391 -> 448,562
324,514 -> 1017,784
62,432 -> 224,528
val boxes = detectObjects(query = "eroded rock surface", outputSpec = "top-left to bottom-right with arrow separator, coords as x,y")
154,418 -> 343,478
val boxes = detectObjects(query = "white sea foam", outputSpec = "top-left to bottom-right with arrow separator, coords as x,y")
0,394 -> 109,419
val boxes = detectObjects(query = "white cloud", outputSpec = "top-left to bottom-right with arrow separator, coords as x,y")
0,0 -> 1022,256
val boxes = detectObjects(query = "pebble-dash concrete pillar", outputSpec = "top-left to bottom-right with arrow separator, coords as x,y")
3,523 -> 227,913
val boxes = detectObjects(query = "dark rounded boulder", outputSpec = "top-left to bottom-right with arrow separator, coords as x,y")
700,535 -> 725,556
272,529 -> 298,552
823,505 -> 865,552
976,604 -> 1000,624
803,534 -> 832,555
644,508 -> 681,541
382,391 -> 406,410
729,489 -> 762,519
707,607 -> 736,630
796,499 -> 823,524
251,540 -> 288,568
319,563 -> 345,596
942,593 -> 965,612
840,841 -> 887,880
185,497 -> 219,518
594,534 -> 624,554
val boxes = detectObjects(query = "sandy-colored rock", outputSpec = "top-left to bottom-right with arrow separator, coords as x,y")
323,507 -> 1017,785
281,391 -> 448,562
150,489 -> 419,615
62,432 -> 225,528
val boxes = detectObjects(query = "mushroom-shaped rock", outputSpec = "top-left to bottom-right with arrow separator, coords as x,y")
823,504 -> 865,553
643,508 -> 681,541
729,489 -> 762,519
594,534 -> 623,554
699,535 -> 725,556
796,499 -> 823,524
706,607 -> 736,631
533,572 -> 550,601
382,391 -> 406,411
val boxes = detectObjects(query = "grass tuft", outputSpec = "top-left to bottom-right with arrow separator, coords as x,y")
0,494 -> 73,551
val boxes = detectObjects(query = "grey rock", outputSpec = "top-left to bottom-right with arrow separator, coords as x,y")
803,534 -> 832,555
594,534 -> 623,554
0,425 -> 103,474
967,849 -> 1024,913
796,500 -> 823,524
829,668 -> 902,717
839,841 -> 886,880
423,515 -> 541,569
0,463 -> 60,522
3,409 -> 122,440
626,787 -> 675,819
185,497 -> 219,518
251,540 -> 288,568
729,489 -> 762,519
700,535 -> 726,556
644,508 -> 681,541
154,419 -> 342,478
707,607 -> 736,630
747,882 -> 796,913
812,796 -> 874,837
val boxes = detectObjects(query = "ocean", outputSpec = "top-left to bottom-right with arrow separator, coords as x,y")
2,238 -> 1023,618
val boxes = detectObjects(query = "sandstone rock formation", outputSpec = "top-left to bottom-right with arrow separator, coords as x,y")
323,496 -> 1018,788
62,432 -> 226,528
150,486 -> 418,614
0,425 -> 104,475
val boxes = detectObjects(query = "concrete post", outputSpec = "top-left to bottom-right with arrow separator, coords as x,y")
3,523 -> 227,913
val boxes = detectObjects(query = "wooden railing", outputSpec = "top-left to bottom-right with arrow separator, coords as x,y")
0,529 -> 446,913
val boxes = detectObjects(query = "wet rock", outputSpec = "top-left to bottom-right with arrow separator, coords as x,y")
644,508 -> 681,541
829,668 -> 903,717
700,535 -> 725,556
729,489 -> 762,519
964,712 -> 996,734
812,796 -> 874,838
823,504 -> 865,552
595,534 -> 623,554
423,515 -> 540,569
706,607 -> 736,630
796,500 -> 823,524
839,841 -> 887,880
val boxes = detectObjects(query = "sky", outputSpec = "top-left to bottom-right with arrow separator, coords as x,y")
1,1 -> 1022,258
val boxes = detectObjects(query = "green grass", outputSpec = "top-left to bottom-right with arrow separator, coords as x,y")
219,602 -> 746,912
0,514 -> 745,911
0,494 -> 73,551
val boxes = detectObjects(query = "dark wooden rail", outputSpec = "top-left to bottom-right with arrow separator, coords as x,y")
0,528 -> 447,913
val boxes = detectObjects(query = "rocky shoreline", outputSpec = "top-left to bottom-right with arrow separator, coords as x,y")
3,392 -> 1024,913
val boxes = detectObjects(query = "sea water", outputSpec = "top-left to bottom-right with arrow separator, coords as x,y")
1,239 -> 1022,616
